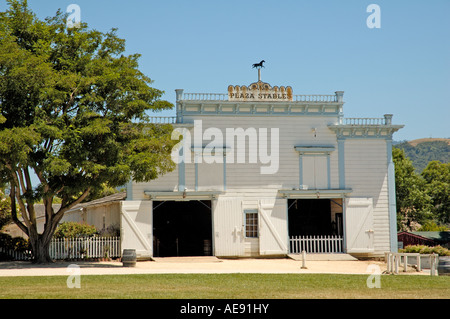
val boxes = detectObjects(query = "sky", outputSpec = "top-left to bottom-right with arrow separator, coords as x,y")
1,0 -> 449,141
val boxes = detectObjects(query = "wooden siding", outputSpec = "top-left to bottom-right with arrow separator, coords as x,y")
131,168 -> 179,200
131,115 -> 340,197
344,139 -> 390,252
61,203 -> 120,231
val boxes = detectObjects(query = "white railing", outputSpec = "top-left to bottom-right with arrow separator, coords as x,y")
181,93 -> 338,102
385,252 -> 439,276
290,235 -> 343,254
148,116 -> 177,124
183,93 -> 228,101
293,95 -> 337,102
50,237 -> 121,260
342,118 -> 386,125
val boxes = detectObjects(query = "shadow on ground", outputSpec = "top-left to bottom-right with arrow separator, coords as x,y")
0,260 -> 124,269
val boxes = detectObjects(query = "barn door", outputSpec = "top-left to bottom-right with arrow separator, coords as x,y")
213,198 -> 245,257
345,198 -> 374,253
259,198 -> 288,255
121,201 -> 153,258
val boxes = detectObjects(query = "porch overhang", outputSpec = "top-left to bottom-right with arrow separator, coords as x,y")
279,189 -> 353,199
294,146 -> 335,154
144,191 -> 223,201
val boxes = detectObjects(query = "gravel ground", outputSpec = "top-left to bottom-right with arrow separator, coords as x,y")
0,256 -> 429,277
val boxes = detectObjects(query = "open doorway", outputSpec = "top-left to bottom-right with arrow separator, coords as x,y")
288,199 -> 333,236
153,200 -> 212,257
288,198 -> 343,253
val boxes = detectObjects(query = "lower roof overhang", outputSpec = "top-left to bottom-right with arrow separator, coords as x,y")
279,189 -> 353,199
144,191 -> 223,201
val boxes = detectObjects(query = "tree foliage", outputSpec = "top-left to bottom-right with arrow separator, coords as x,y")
421,161 -> 450,224
393,147 -> 449,231
0,0 -> 176,262
393,148 -> 432,231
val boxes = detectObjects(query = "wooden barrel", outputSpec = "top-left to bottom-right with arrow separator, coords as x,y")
122,249 -> 136,267
203,239 -> 211,256
437,256 -> 450,276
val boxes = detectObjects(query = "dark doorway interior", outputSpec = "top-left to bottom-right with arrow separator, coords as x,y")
153,200 -> 212,257
288,199 -> 333,236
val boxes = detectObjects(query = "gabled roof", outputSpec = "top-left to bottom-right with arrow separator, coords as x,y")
67,192 -> 127,212
13,192 -> 127,221
397,231 -> 435,242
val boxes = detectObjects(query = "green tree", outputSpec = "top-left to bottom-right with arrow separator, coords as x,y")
421,161 -> 450,225
393,147 -> 432,231
0,1 -> 176,262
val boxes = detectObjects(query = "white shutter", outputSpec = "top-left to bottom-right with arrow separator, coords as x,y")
302,156 -> 327,189
345,198 -> 374,253
259,198 -> 288,255
314,156 -> 328,189
120,201 -> 153,258
302,156 -> 315,188
213,198 -> 245,256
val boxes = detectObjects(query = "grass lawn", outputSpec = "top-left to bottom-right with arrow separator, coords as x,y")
0,273 -> 449,299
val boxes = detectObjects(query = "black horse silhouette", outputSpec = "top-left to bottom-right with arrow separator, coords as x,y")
252,60 -> 265,69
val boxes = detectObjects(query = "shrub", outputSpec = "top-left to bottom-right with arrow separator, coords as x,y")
0,232 -> 12,248
399,244 -> 450,256
0,232 -> 29,251
54,222 -> 97,238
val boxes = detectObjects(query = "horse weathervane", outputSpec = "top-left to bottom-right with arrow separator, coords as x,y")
252,60 -> 265,69
252,60 -> 265,81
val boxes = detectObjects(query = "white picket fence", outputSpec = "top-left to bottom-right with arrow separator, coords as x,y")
49,237 -> 121,260
290,235 -> 343,254
0,246 -> 33,261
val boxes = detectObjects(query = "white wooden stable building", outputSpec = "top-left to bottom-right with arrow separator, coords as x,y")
120,77 -> 403,259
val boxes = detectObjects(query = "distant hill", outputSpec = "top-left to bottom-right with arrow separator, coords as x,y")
394,138 -> 450,173
408,138 -> 450,147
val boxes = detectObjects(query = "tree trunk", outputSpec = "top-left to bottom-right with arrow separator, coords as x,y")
29,234 -> 53,264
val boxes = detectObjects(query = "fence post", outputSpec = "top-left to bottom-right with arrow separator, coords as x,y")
430,254 -> 438,276
417,254 -> 421,272
301,250 -> 307,269
403,253 -> 408,272
394,254 -> 399,274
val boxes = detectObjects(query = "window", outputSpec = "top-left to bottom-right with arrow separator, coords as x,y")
244,210 -> 258,238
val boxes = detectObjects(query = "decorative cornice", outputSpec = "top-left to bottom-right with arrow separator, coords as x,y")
178,101 -> 341,117
328,124 -> 404,139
